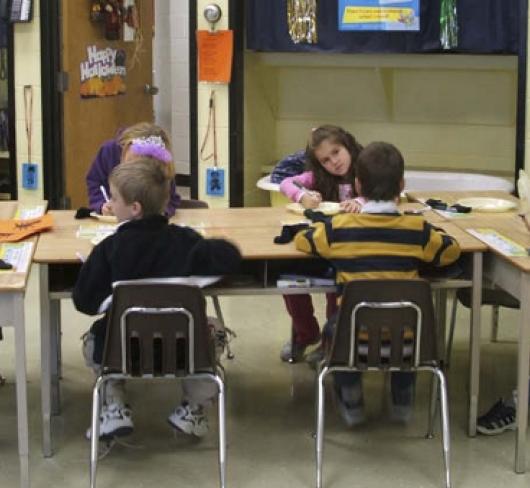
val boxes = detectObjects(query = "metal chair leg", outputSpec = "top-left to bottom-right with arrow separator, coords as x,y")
435,369 -> 452,488
316,367 -> 328,488
214,375 -> 226,488
427,373 -> 438,439
490,305 -> 500,342
445,293 -> 458,369
90,376 -> 106,488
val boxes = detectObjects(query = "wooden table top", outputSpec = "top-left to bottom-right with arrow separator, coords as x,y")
407,190 -> 530,272
0,202 -> 45,291
33,207 -> 486,264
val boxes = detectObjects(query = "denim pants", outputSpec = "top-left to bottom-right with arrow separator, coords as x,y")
323,313 -> 416,404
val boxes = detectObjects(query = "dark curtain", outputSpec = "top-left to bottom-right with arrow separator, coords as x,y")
246,0 -> 519,54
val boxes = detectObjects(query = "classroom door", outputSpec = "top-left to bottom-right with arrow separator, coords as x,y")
61,1 -> 154,209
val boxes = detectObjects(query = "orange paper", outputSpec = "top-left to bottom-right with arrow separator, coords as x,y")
197,30 -> 233,83
0,214 -> 54,242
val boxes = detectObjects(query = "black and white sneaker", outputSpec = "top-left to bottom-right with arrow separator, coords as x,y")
168,402 -> 209,437
477,398 -> 516,436
85,402 -> 134,440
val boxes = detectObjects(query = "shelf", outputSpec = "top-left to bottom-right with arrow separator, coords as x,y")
252,52 -> 518,71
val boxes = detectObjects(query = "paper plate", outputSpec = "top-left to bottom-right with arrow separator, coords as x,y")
456,197 -> 517,213
286,201 -> 341,216
90,212 -> 118,223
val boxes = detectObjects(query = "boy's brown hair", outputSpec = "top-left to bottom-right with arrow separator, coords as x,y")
356,142 -> 404,201
109,157 -> 170,216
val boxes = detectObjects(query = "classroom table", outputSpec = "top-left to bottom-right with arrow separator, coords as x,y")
408,190 -> 530,473
33,206 -> 485,458
0,201 -> 44,488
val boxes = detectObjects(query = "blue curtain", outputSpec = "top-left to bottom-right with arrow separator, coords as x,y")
246,0 -> 519,54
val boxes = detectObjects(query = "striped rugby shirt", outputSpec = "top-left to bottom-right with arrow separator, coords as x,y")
294,202 -> 461,289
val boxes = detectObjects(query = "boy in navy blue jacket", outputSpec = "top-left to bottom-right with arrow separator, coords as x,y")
74,157 -> 241,440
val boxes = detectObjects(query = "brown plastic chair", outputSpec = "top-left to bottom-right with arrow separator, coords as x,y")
89,279 -> 226,488
446,287 -> 519,367
315,279 -> 450,488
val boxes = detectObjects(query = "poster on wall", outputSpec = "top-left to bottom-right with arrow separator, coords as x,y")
338,0 -> 420,31
79,45 -> 127,98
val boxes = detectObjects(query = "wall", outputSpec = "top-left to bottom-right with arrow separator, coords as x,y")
14,0 -> 42,201
154,0 -> 190,177
244,52 -> 517,207
196,0 -> 230,207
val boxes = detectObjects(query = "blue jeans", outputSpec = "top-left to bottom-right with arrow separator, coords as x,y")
323,313 -> 416,405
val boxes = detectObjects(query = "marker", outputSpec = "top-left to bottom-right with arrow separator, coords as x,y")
100,185 -> 110,203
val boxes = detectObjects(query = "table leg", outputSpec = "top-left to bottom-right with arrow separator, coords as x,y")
50,298 -> 61,416
468,251 -> 482,437
39,264 -> 53,457
515,272 -> 530,473
13,293 -> 29,488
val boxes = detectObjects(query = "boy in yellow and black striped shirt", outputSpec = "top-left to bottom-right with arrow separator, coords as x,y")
295,141 -> 461,426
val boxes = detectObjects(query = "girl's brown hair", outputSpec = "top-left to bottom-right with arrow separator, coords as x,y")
305,125 -> 363,201
118,122 -> 175,179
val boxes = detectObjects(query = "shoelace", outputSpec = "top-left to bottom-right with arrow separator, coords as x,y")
97,437 -> 144,461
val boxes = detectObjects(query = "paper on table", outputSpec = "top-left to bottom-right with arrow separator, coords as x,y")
467,228 -> 528,257
15,204 -> 46,220
0,242 -> 33,273
77,224 -> 117,240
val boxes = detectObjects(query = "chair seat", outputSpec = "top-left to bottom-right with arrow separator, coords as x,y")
456,288 -> 520,309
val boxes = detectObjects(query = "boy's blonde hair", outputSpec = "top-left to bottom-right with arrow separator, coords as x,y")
118,122 -> 175,178
109,157 -> 170,217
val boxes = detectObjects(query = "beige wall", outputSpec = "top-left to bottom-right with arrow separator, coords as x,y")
245,52 -> 518,206
196,0 -> 230,207
14,0 -> 42,202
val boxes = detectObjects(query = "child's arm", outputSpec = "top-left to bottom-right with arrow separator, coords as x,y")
186,237 -> 242,275
279,171 -> 316,203
72,243 -> 113,315
422,222 -> 461,267
294,220 -> 333,258
86,140 -> 121,213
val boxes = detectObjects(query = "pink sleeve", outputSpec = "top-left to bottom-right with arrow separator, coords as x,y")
279,171 -> 315,202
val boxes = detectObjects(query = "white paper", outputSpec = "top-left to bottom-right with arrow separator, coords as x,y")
0,242 -> 33,273
16,205 -> 46,220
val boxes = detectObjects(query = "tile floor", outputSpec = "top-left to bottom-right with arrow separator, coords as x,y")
0,267 -> 529,487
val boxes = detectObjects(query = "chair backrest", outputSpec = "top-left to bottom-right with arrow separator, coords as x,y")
101,279 -> 214,377
179,199 -> 209,209
329,279 -> 437,370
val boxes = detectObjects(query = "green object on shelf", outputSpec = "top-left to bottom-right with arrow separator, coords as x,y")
440,0 -> 458,50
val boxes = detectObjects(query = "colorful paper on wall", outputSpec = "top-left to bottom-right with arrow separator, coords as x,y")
338,0 -> 420,31
197,30 -> 233,83
80,45 -> 127,98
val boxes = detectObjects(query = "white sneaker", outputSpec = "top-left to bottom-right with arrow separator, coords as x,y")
168,402 -> 209,437
85,402 -> 134,440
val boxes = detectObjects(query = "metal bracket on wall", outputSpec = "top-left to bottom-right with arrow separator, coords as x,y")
56,71 -> 69,93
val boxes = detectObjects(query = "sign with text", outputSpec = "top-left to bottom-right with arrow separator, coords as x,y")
338,0 -> 420,31
79,45 -> 127,98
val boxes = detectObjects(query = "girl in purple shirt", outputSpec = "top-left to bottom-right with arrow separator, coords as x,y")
86,122 -> 181,216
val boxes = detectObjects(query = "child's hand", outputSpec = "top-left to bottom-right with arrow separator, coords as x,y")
101,201 -> 114,216
340,199 -> 362,213
300,191 -> 322,209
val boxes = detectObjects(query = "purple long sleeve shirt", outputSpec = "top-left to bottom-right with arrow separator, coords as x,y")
86,138 -> 181,217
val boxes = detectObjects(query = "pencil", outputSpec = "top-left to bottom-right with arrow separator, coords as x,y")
100,185 -> 110,203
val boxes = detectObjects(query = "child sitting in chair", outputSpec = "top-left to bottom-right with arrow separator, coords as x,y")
73,157 -> 241,440
294,141 -> 461,426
